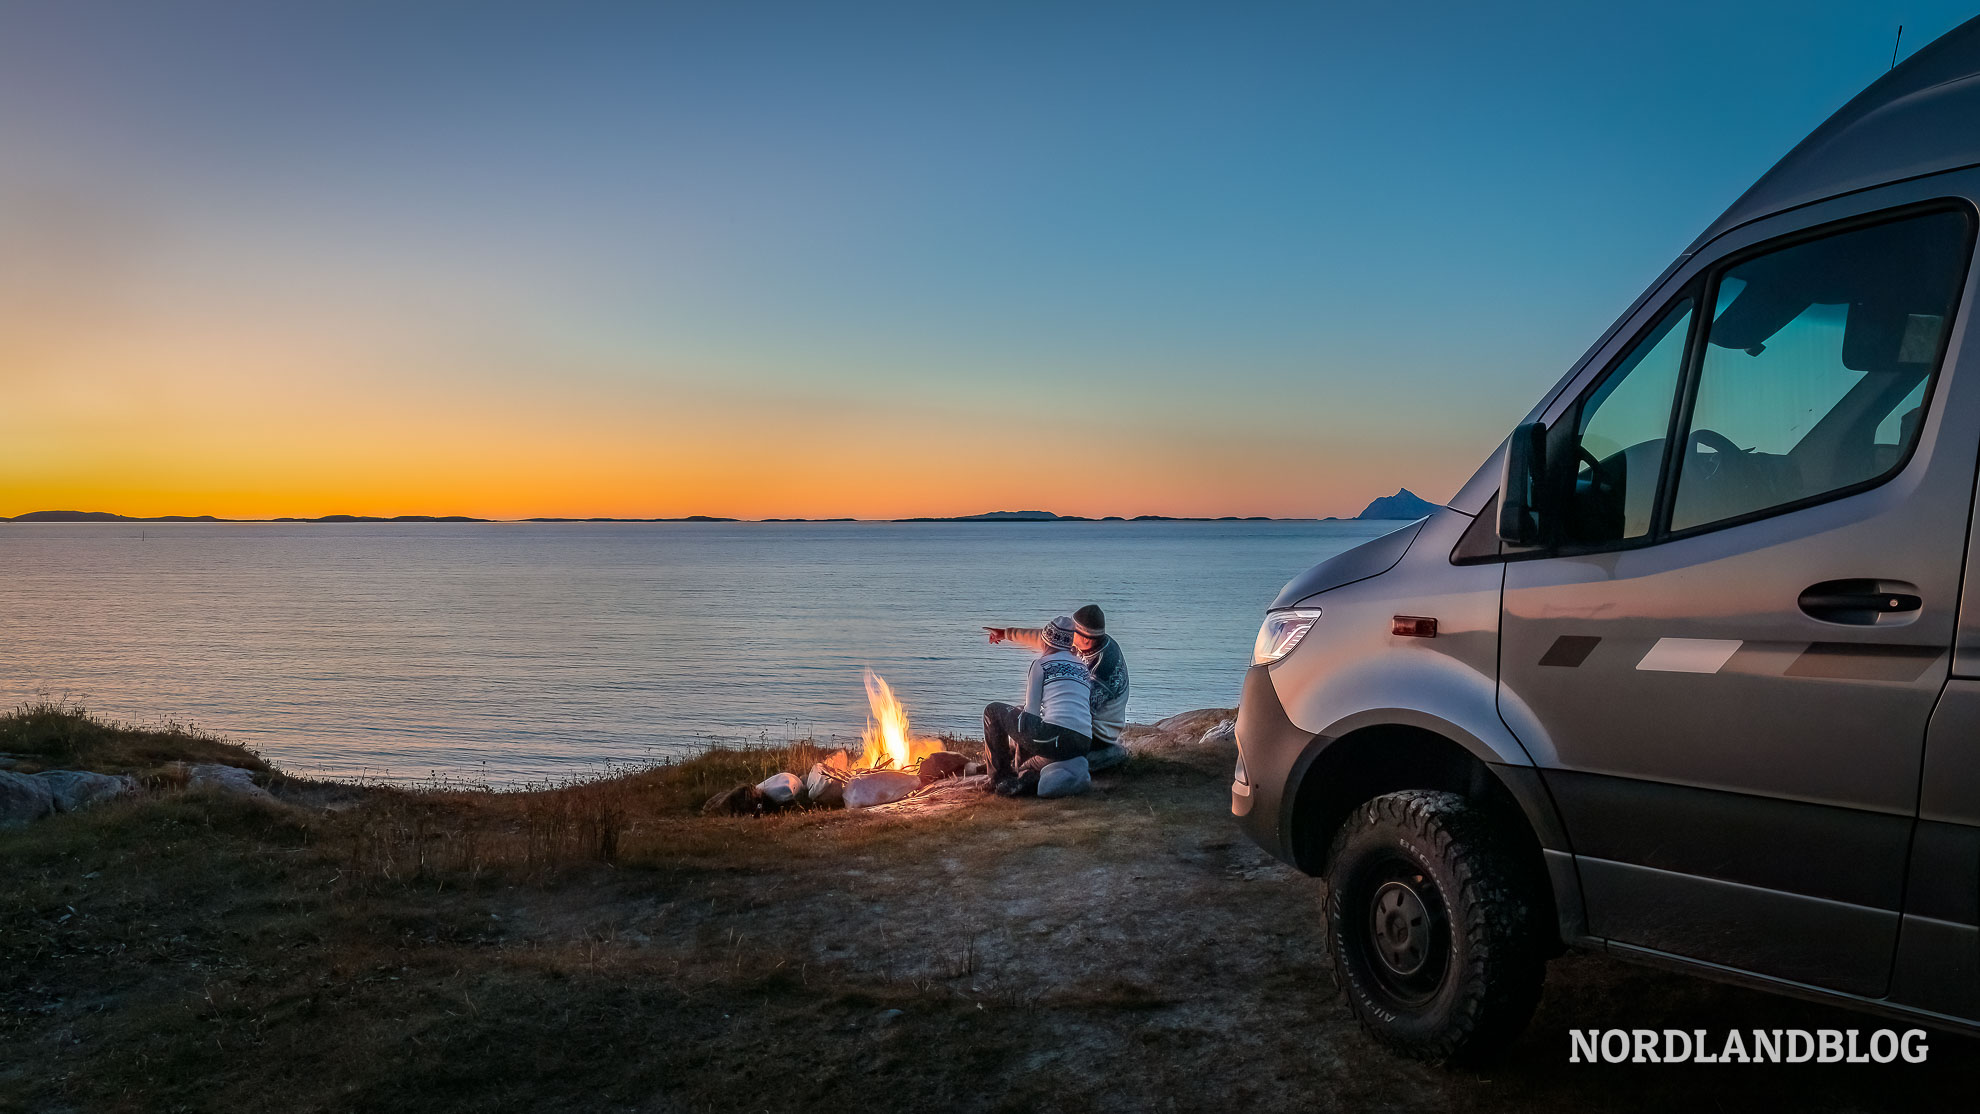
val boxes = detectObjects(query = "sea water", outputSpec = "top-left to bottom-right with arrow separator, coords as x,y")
0,520 -> 1400,783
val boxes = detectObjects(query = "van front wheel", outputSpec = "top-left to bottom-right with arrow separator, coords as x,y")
1324,790 -> 1545,1064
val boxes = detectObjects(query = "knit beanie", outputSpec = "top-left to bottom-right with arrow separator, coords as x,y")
1042,614 -> 1077,652
1073,608 -> 1105,639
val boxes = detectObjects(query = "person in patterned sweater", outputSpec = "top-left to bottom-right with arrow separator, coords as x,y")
981,614 -> 1093,797
984,604 -> 1130,770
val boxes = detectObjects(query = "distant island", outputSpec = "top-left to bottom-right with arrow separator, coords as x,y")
1350,488 -> 1442,519
2,511 -> 495,523
5,510 -> 229,523
4,493 -> 1445,523
894,510 -> 1283,523
521,516 -> 738,523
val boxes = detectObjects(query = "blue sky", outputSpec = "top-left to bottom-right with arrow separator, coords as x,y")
3,1 -> 1975,517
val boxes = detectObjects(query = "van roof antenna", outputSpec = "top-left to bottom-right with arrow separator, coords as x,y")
1892,24 -> 1904,71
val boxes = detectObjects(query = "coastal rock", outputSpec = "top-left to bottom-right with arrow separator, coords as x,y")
0,770 -> 56,826
1084,743 -> 1129,773
186,764 -> 273,801
844,769 -> 921,809
1036,756 -> 1091,799
1151,709 -> 1235,737
757,772 -> 802,805
803,763 -> 847,808
36,770 -> 136,812
1200,720 -> 1236,747
916,751 -> 969,783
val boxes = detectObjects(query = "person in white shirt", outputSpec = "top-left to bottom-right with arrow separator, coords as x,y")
981,614 -> 1093,797
985,603 -> 1129,762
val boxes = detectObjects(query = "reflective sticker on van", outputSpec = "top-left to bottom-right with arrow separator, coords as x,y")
1636,638 -> 1743,674
1539,635 -> 1601,668
1783,642 -> 1941,682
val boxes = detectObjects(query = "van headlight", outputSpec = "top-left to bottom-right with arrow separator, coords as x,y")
1253,608 -> 1321,665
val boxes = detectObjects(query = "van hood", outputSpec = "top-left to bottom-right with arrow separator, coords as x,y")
1270,518 -> 1429,609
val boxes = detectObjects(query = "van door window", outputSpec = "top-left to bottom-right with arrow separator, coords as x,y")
1559,301 -> 1692,545
1669,209 -> 1971,533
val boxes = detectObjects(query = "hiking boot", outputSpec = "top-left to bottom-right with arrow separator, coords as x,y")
992,776 -> 1025,797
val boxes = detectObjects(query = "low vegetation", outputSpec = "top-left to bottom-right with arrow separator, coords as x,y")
3,704 -> 1974,1112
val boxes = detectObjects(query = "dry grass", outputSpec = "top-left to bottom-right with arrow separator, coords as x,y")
0,700 -> 270,776
5,705 -> 1978,1113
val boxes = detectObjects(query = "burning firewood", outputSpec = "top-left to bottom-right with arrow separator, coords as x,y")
803,762 -> 847,807
704,671 -> 973,816
915,751 -> 969,783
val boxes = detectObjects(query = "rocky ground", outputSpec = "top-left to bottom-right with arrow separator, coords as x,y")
2,704 -> 1975,1112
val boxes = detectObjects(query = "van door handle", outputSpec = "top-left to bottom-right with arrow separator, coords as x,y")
1798,579 -> 1921,624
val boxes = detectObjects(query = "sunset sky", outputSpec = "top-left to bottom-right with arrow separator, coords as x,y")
4,1 -> 1974,520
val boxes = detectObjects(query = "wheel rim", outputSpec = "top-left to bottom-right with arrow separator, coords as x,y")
1354,858 -> 1450,1006
1371,881 -> 1432,977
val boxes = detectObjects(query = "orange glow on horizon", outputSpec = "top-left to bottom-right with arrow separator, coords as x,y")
1,301 -> 1478,521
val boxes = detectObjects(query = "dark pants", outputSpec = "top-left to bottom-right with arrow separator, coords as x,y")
982,701 -> 1092,781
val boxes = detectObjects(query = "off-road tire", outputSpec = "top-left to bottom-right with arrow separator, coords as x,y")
1324,789 -> 1546,1065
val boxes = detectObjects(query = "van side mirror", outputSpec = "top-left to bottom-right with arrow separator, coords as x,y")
1498,421 -> 1548,545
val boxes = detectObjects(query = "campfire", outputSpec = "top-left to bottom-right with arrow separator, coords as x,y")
705,669 -> 980,815
832,670 -> 948,774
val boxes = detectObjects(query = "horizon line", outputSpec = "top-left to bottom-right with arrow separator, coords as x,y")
2,498 -> 1438,525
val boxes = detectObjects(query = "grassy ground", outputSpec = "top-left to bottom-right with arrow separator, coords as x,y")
2,704 -> 1975,1113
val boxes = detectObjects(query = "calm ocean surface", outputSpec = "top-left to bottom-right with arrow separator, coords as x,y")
0,520 -> 1398,783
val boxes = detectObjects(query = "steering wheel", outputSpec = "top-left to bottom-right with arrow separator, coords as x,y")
1686,428 -> 1746,480
1574,445 -> 1617,491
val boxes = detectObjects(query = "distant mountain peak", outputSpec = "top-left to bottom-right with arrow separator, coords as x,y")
1354,488 -> 1441,520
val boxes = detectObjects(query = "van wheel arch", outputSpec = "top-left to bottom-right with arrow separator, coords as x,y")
1288,724 -> 1560,950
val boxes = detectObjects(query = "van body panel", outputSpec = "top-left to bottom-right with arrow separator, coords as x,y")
1577,859 -> 1898,997
1922,680 -> 1980,830
1448,440 -> 1508,516
1689,16 -> 1980,256
1265,508 -> 1513,757
1503,470 -> 1959,813
1545,769 -> 1910,909
1888,915 -> 1980,1018
1908,682 -> 1980,1018
1498,179 -> 1980,998
1609,940 -> 1980,1035
1234,506 -> 1577,873
1269,518 -> 1425,609
1231,661 -> 1308,862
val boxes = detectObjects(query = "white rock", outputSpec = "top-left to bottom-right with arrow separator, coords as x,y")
1036,756 -> 1091,798
843,769 -> 922,809
187,764 -> 273,800
1201,720 -> 1236,746
0,770 -> 56,827
757,771 -> 802,805
803,763 -> 846,808
35,770 -> 136,812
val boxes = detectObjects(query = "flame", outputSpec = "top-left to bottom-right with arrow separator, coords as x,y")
844,669 -> 943,771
